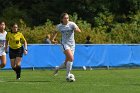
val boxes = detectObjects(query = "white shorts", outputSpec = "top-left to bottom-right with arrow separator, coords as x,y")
0,51 -> 6,56
61,44 -> 75,55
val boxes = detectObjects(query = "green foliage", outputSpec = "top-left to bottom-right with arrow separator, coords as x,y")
0,0 -> 140,26
17,11 -> 140,44
0,6 -> 29,26
0,0 -> 139,44
20,19 -> 56,44
94,11 -> 114,27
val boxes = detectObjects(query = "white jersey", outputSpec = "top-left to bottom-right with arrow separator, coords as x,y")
56,21 -> 78,45
0,31 -> 7,54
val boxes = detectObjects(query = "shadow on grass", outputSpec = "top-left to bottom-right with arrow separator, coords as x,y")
6,80 -> 52,83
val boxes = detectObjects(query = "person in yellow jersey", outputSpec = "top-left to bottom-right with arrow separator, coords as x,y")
5,23 -> 28,80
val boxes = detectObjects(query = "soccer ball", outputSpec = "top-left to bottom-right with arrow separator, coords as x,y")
67,74 -> 76,82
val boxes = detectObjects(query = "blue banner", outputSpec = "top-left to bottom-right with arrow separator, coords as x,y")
4,44 -> 140,69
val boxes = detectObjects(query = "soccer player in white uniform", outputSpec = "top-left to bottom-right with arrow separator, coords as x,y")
53,13 -> 81,80
0,21 -> 7,69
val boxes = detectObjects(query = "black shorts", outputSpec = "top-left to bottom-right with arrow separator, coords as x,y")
9,46 -> 24,59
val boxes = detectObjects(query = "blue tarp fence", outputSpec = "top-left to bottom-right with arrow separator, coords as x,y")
4,44 -> 140,69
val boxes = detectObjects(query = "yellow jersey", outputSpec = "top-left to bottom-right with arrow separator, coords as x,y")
6,32 -> 26,49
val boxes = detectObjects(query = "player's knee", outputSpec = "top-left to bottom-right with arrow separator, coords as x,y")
69,57 -> 74,62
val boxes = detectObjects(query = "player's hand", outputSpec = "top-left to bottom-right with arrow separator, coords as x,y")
24,50 -> 28,55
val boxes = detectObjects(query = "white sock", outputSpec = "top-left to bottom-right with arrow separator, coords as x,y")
66,61 -> 73,76
57,62 -> 66,69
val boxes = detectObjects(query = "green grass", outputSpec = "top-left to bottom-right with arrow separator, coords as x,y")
0,69 -> 140,93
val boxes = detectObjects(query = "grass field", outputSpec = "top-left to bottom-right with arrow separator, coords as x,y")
0,68 -> 140,93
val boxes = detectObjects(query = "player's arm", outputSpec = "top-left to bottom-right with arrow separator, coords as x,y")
23,40 -> 27,50
51,31 -> 58,43
23,39 -> 28,55
74,26 -> 81,33
21,33 -> 28,54
73,22 -> 81,32
4,40 -> 9,53
4,33 -> 9,53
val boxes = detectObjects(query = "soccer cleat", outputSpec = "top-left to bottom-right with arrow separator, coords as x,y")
16,73 -> 21,80
16,78 -> 20,80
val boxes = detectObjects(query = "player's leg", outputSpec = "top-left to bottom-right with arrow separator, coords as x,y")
0,54 -> 6,68
15,57 -> 22,80
10,58 -> 17,77
14,46 -> 23,79
54,62 -> 65,76
54,44 -> 68,75
55,61 -> 66,71
14,47 -> 23,79
9,48 -> 22,80
9,48 -> 18,79
10,59 -> 16,69
11,57 -> 22,80
65,45 -> 75,81
64,49 -> 74,77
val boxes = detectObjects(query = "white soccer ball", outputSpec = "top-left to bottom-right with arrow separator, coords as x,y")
67,74 -> 76,82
